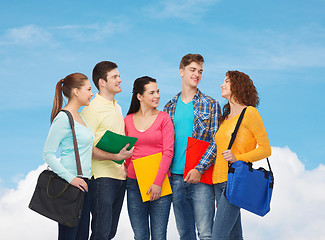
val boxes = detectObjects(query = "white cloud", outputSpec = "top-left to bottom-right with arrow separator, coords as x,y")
242,146 -> 325,240
205,25 -> 325,71
1,147 -> 324,239
0,21 -> 129,48
55,21 -> 130,42
0,25 -> 53,46
0,163 -> 177,239
145,0 -> 220,21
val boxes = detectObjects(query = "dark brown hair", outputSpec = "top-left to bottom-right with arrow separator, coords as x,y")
50,73 -> 88,123
92,61 -> 118,89
127,76 -> 157,115
220,70 -> 259,124
179,54 -> 204,69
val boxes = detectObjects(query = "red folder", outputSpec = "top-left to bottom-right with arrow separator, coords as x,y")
184,137 -> 213,185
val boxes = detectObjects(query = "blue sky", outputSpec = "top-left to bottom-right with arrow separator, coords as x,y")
0,0 -> 324,190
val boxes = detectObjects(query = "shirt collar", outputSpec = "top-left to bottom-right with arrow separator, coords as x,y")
95,93 -> 117,106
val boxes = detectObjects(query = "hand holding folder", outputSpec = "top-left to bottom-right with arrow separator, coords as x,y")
184,137 -> 213,185
95,130 -> 138,164
132,152 -> 172,202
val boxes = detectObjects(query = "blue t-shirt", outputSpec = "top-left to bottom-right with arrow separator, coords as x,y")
172,97 -> 194,174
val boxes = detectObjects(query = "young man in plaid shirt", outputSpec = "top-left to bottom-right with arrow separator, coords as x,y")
164,54 -> 221,240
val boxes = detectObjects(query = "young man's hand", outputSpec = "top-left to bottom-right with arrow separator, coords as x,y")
184,169 -> 202,184
117,144 -> 134,160
92,144 -> 134,161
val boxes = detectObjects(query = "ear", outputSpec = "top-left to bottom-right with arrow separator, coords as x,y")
137,93 -> 142,102
72,88 -> 79,97
179,68 -> 184,77
100,78 -> 109,88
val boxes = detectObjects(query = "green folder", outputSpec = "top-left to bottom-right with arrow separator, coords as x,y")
95,130 -> 138,164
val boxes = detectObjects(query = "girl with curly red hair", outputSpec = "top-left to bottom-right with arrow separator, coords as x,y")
212,71 -> 271,239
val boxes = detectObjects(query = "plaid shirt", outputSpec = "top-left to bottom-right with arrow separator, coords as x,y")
164,89 -> 221,174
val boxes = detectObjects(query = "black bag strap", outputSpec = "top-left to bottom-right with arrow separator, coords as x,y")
227,107 -> 272,174
227,107 -> 247,150
60,110 -> 83,176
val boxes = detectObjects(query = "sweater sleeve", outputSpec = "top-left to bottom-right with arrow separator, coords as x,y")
43,113 -> 76,183
234,107 -> 271,162
153,112 -> 175,186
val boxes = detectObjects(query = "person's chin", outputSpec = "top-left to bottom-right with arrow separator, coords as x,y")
191,81 -> 199,88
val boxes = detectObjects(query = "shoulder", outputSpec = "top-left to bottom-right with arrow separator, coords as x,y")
124,114 -> 134,122
49,112 -> 70,134
158,111 -> 174,130
115,102 -> 123,113
159,111 -> 172,120
244,106 -> 263,123
52,111 -> 69,125
197,90 -> 218,106
246,106 -> 259,115
164,92 -> 180,108
81,102 -> 99,115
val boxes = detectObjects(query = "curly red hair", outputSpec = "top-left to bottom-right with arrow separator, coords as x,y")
220,70 -> 259,123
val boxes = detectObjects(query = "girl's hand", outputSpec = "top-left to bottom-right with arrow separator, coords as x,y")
147,184 -> 162,201
70,177 -> 88,192
222,150 -> 237,163
123,162 -> 128,178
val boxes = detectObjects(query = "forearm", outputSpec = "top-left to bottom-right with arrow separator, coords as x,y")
154,114 -> 175,186
154,152 -> 173,186
235,143 -> 271,163
195,101 -> 219,173
195,140 -> 216,174
92,146 -> 122,161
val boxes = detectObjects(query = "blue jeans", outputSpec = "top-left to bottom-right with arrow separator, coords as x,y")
126,178 -> 172,240
90,177 -> 126,240
170,174 -> 215,240
58,178 -> 91,240
212,182 -> 243,240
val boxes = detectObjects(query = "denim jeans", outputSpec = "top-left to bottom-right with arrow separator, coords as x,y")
170,174 -> 215,240
212,182 -> 243,240
126,178 -> 172,240
90,177 -> 126,240
58,178 -> 91,240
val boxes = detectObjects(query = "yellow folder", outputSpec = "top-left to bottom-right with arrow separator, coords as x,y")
132,152 -> 172,202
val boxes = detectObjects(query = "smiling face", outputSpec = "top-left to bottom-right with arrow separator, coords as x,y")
137,82 -> 160,109
76,79 -> 93,106
179,61 -> 203,89
103,68 -> 122,95
220,76 -> 231,100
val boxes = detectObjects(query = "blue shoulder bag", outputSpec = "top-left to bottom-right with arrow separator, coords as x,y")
225,108 -> 274,217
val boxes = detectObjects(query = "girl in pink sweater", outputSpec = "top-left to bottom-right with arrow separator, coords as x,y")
125,76 -> 174,240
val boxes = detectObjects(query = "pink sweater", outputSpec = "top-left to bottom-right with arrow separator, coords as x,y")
124,111 -> 175,186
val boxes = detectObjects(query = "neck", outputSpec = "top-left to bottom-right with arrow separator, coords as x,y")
181,85 -> 198,103
64,99 -> 81,114
228,99 -> 246,115
137,106 -> 158,117
99,89 -> 115,102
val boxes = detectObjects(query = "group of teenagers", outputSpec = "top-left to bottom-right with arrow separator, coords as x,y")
43,53 -> 271,240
